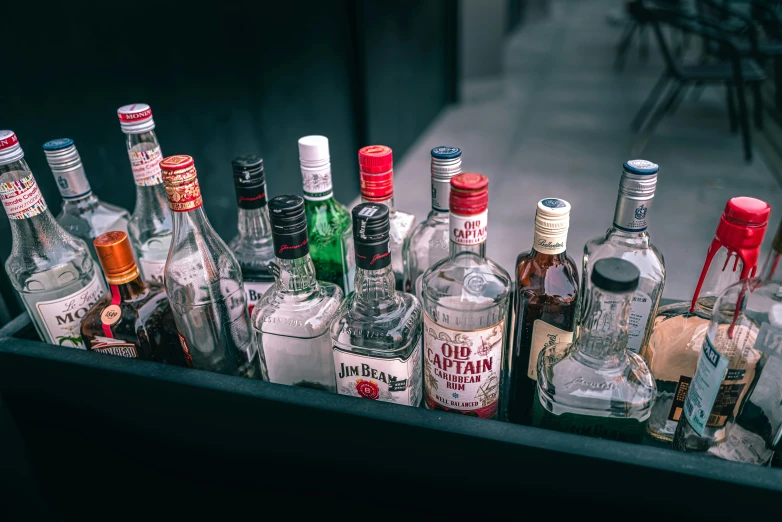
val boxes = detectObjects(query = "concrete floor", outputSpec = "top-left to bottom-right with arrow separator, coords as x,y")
391,0 -> 782,301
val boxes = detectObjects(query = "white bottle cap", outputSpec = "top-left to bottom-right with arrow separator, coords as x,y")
533,198 -> 571,255
298,135 -> 330,165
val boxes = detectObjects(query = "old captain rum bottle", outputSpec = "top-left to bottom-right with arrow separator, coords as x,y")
0,131 -> 105,348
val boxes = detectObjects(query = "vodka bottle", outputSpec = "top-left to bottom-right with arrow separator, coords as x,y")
228,155 -> 275,315
161,155 -> 260,378
331,203 -> 423,406
404,146 -> 462,296
420,173 -> 511,419
252,195 -> 343,391
118,103 -> 172,284
357,145 -> 415,291
0,131 -> 105,348
42,138 -> 130,263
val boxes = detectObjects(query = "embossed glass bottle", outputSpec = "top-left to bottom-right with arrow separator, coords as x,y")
252,195 -> 342,391
161,155 -> 260,378
331,203 -> 423,406
404,146 -> 462,296
0,131 -> 105,348
421,173 -> 511,419
118,104 -> 172,284
534,258 -> 656,443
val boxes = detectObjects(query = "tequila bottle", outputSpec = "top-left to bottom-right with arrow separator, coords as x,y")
331,203 -> 423,406
118,104 -> 172,284
252,195 -> 342,391
0,131 -> 105,348
161,155 -> 260,379
298,135 -> 354,294
534,258 -> 656,443
228,155 -> 275,315
643,197 -> 770,441
421,173 -> 511,419
42,138 -> 130,263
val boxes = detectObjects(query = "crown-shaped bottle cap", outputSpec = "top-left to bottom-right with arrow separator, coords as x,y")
0,130 -> 24,165
117,104 -> 155,134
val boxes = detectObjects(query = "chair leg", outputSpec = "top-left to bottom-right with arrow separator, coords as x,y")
752,82 -> 764,130
639,24 -> 649,62
631,81 -> 685,156
632,74 -> 671,131
614,22 -> 638,72
726,84 -> 738,133
734,80 -> 753,162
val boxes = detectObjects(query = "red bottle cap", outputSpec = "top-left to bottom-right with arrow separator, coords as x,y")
0,130 -> 19,150
359,145 -> 394,201
117,103 -> 153,123
716,197 -> 770,251
450,173 -> 489,216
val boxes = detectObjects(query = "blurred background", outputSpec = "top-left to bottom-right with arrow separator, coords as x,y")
1,0 -> 781,321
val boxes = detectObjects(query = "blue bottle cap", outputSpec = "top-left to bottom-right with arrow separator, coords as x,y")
431,146 -> 462,159
623,159 -> 659,175
43,138 -> 74,151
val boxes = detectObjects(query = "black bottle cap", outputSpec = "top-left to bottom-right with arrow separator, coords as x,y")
591,258 -> 640,294
268,195 -> 308,259
232,155 -> 266,209
352,203 -> 391,270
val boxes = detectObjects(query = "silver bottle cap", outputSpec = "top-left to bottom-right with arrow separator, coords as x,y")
430,146 -> 462,211
42,139 -> 92,199
117,103 -> 156,134
614,159 -> 659,232
0,130 -> 25,165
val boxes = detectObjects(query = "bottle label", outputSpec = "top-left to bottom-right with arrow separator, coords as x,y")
333,338 -> 422,406
245,281 -> 273,315
527,320 -> 574,380
602,290 -> 652,353
752,322 -> 782,359
300,164 -> 333,200
431,178 -> 451,212
129,146 -> 163,186
683,333 -> 732,436
450,211 -> 487,246
613,195 -> 652,232
667,375 -> 692,421
55,170 -> 92,200
533,229 -> 566,255
35,275 -> 104,349
706,423 -> 775,465
235,182 -> 267,209
139,258 -> 167,284
0,175 -> 48,220
423,313 -> 503,418
88,338 -> 139,358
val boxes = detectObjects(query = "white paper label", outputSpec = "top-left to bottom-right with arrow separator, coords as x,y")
129,146 -> 163,186
528,320 -> 574,380
245,281 -> 273,315
139,258 -> 166,284
684,334 -> 730,436
35,276 -> 105,349
603,290 -> 652,353
0,174 -> 48,220
431,178 -> 451,211
300,164 -> 333,199
533,229 -> 567,254
707,423 -> 775,465
449,211 -> 487,246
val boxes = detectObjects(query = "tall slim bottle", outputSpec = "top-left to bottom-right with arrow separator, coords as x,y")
0,131 -> 105,348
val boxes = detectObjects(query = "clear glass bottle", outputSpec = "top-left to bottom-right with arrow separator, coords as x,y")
421,173 -> 511,419
252,195 -> 343,391
581,159 -> 665,354
298,135 -> 354,294
161,155 -> 260,379
507,198 -> 580,425
331,203 -> 423,405
357,145 -> 415,292
534,258 -> 656,443
643,197 -> 770,441
42,138 -> 130,264
118,104 -> 172,284
228,155 -> 275,315
0,130 -> 105,348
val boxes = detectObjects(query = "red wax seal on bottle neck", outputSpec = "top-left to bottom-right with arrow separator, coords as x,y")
450,173 -> 489,216
359,145 -> 394,201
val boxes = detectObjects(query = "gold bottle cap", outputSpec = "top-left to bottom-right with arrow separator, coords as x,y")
160,155 -> 203,212
93,231 -> 140,285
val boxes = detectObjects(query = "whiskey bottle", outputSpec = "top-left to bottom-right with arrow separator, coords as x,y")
161,155 -> 261,379
534,258 -> 656,443
420,173 -> 511,419
357,145 -> 415,291
80,231 -> 188,366
0,131 -> 105,348
508,198 -> 579,424
252,195 -> 343,391
228,155 -> 275,315
331,203 -> 423,406
643,197 -> 770,442
118,103 -> 172,284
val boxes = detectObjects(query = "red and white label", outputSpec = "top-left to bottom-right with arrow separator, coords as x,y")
450,210 -> 487,246
0,174 -> 47,220
129,146 -> 163,186
118,104 -> 152,122
0,130 -> 19,150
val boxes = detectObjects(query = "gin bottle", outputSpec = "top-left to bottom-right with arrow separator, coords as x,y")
0,131 -> 105,348
228,155 -> 275,315
534,258 -> 656,443
118,103 -> 172,284
252,195 -> 342,391
421,173 -> 511,419
161,155 -> 260,379
357,145 -> 415,291
643,197 -> 769,441
42,138 -> 130,264
298,135 -> 354,294
404,146 -> 462,295
331,203 -> 423,405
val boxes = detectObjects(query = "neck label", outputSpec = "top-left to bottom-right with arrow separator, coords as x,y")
165,179 -> 203,212
301,164 -> 333,200
235,182 -> 267,209
614,195 -> 651,232
129,146 -> 163,186
0,174 -> 47,219
450,211 -> 487,245
55,169 -> 92,199
432,178 -> 451,212
533,230 -> 567,255
273,231 -> 310,260
355,240 -> 391,270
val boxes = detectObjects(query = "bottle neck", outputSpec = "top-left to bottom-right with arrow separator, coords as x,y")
431,176 -> 452,213
0,159 -> 61,244
449,210 -> 488,260
360,195 -> 396,213
53,163 -> 93,200
690,244 -> 753,313
274,255 -> 319,294
612,192 -> 653,234
354,264 -> 396,304
109,274 -> 148,301
576,286 -> 631,365
760,247 -> 781,282
237,206 -> 272,239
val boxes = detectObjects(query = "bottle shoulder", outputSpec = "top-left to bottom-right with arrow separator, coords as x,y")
332,292 -> 422,351
253,283 -> 343,337
422,254 -> 512,306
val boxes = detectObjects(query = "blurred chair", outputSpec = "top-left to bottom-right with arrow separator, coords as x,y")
614,0 -> 688,71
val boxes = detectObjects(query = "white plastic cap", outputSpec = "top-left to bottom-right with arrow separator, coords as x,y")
535,198 -> 571,233
298,135 -> 330,164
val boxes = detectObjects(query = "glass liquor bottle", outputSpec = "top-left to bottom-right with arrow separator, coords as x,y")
534,258 -> 656,443
420,173 -> 511,419
357,145 -> 415,291
118,103 -> 172,284
42,138 -> 130,263
643,197 -> 770,441
80,231 -> 189,366
404,146 -> 462,296
507,198 -> 579,425
228,155 -> 275,315
0,131 -> 105,348
161,155 -> 260,379
252,195 -> 342,391
331,203 -> 423,405
297,135 -> 354,294
581,159 -> 664,355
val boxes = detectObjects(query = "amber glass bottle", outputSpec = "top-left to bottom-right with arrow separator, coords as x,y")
80,231 -> 189,365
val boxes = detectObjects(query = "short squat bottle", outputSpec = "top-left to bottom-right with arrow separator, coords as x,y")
534,258 -> 656,443
252,195 -> 343,391
331,203 -> 423,406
